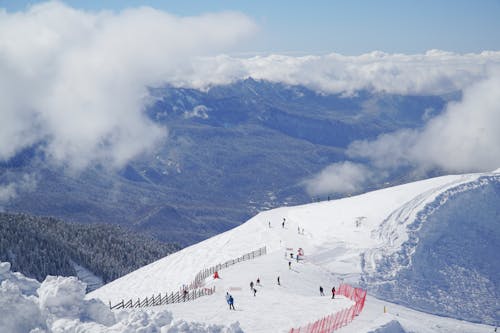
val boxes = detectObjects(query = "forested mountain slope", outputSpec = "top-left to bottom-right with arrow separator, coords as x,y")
0,213 -> 179,284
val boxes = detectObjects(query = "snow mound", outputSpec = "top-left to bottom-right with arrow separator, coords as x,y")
365,175 -> 500,324
38,276 -> 87,318
0,279 -> 44,333
367,320 -> 407,333
0,261 -> 242,333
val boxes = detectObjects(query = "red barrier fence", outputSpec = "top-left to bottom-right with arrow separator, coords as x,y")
288,284 -> 367,333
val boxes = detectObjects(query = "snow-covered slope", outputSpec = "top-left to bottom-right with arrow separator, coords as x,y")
88,170 -> 499,332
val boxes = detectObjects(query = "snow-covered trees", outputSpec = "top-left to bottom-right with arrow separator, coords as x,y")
0,213 -> 179,283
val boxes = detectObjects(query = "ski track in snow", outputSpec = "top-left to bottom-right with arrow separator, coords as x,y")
364,173 -> 500,285
362,174 -> 479,279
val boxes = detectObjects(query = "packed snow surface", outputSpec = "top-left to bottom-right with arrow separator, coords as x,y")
1,171 -> 497,332
87,170 -> 498,332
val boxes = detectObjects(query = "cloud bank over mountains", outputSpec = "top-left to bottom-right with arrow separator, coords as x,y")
1,1 -> 499,192
186,50 -> 500,96
348,74 -> 500,173
305,74 -> 500,195
0,1 -> 256,170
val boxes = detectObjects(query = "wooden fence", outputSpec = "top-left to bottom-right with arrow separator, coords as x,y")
190,246 -> 267,289
109,246 -> 267,309
109,286 -> 216,310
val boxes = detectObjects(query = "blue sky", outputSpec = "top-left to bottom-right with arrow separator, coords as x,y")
1,0 -> 499,55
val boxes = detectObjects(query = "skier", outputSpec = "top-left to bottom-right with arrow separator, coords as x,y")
277,276 -> 280,285
282,218 -> 286,228
268,221 -> 271,228
256,277 -> 260,285
319,286 -> 324,296
250,281 -> 254,290
253,288 -> 257,296
288,261 -> 291,270
226,292 -> 235,310
331,286 -> 336,299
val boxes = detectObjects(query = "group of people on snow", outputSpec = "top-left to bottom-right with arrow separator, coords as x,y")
319,286 -> 335,298
223,218 -> 340,310
225,274 -> 338,310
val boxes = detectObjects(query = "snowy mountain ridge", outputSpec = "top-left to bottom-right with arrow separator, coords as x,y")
363,173 -> 497,279
1,170 -> 497,332
86,169 -> 499,332
365,173 -> 499,282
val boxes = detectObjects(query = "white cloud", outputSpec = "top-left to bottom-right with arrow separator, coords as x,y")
2,1 -> 500,178
178,50 -> 500,95
0,174 -> 37,203
348,73 -> 500,174
0,1 -> 256,170
184,105 -> 210,119
303,162 -> 376,196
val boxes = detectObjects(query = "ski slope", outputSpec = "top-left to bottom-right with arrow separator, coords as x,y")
87,170 -> 499,332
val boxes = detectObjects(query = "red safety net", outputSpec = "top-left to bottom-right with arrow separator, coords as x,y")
288,284 -> 367,333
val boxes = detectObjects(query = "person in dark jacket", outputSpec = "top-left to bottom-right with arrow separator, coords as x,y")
226,292 -> 235,310
331,286 -> 336,299
319,286 -> 324,296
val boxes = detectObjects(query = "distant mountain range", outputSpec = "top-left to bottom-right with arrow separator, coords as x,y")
0,79 -> 456,245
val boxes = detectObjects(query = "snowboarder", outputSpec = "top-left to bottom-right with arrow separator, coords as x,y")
250,281 -> 254,290
277,276 -> 280,285
320,286 -> 324,296
253,288 -> 257,296
331,286 -> 336,299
